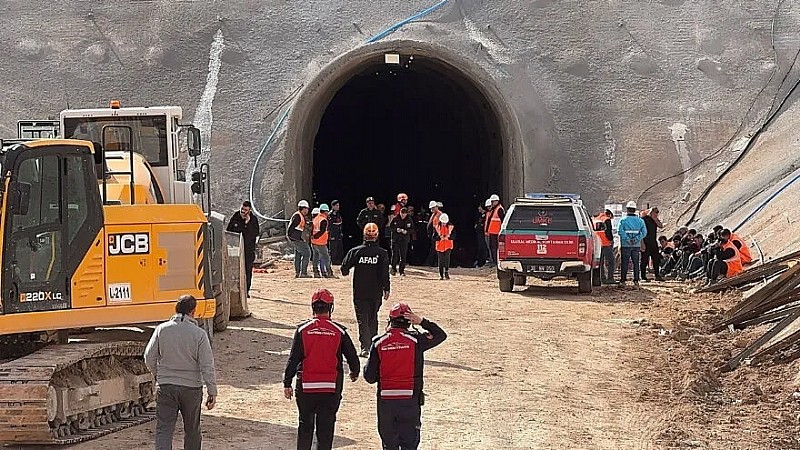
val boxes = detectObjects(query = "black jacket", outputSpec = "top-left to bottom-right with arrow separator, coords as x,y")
391,215 -> 414,241
341,241 -> 390,299
604,218 -> 614,243
286,211 -> 306,242
364,319 -> 447,399
357,208 -> 384,231
227,212 -> 260,253
329,211 -> 343,239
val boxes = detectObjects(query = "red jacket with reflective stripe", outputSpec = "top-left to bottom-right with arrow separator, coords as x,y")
283,317 -> 360,394
364,318 -> 447,400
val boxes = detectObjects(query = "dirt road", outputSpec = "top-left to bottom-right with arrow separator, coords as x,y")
50,264 -> 675,450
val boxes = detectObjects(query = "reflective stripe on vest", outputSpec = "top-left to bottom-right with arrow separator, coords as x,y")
299,318 -> 345,394
435,224 -> 454,252
722,241 -> 743,277
487,205 -> 503,235
593,215 -> 612,247
311,215 -> 329,245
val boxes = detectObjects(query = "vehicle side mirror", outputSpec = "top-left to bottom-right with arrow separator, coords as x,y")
594,222 -> 606,232
8,181 -> 31,216
187,126 -> 202,157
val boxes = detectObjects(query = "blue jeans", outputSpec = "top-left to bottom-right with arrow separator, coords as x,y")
312,244 -> 332,276
293,240 -> 311,276
620,246 -> 640,282
600,245 -> 615,282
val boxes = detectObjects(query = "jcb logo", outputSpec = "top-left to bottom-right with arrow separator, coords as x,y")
20,291 -> 63,302
108,233 -> 150,255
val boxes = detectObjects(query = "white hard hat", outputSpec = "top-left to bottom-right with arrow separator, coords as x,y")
485,199 -> 492,207
626,201 -> 637,209
429,200 -> 438,209
298,200 -> 309,208
311,207 -> 320,215
439,213 -> 450,224
489,194 -> 500,202
436,201 -> 443,208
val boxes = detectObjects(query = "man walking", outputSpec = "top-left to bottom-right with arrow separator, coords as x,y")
227,201 -> 260,296
328,200 -> 344,265
357,197 -> 383,231
640,207 -> 664,282
288,200 -> 312,278
618,201 -> 647,287
284,289 -> 360,450
145,295 -> 217,450
484,194 -> 505,265
390,207 -> 413,276
425,201 -> 442,267
364,303 -> 447,450
341,223 -> 390,357
312,204 -> 335,278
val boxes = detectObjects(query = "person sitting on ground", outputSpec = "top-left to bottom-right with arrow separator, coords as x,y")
705,229 -> 743,285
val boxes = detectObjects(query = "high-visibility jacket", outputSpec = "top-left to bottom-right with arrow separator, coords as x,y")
435,223 -> 454,252
485,204 -> 504,236
593,214 -> 613,247
311,214 -> 329,245
722,241 -> 743,277
730,233 -> 752,264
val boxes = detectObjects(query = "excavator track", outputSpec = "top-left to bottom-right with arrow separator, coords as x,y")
0,341 -> 155,445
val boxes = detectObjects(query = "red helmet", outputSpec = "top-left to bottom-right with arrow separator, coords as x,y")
389,302 -> 412,319
311,289 -> 334,304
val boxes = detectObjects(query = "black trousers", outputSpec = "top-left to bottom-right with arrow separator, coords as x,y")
296,391 -> 341,450
437,249 -> 451,277
353,297 -> 381,352
475,231 -> 489,266
707,259 -> 729,281
329,238 -> 344,265
377,398 -> 421,450
244,250 -> 256,293
488,234 -> 499,264
640,243 -> 660,279
392,239 -> 409,273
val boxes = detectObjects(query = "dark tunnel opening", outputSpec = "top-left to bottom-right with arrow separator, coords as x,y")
312,56 -> 504,267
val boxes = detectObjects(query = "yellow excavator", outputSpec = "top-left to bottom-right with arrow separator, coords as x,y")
0,102 -> 247,444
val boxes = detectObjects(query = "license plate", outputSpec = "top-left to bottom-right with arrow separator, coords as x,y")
533,265 -> 556,273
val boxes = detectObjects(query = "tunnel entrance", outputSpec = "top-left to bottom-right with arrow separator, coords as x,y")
285,41 -> 523,267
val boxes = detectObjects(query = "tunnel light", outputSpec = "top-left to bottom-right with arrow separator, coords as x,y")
385,53 -> 400,65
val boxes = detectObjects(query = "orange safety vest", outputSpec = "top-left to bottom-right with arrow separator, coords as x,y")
485,204 -> 504,236
435,223 -> 454,252
292,211 -> 306,231
593,214 -> 612,247
311,214 -> 329,245
730,233 -> 752,264
722,241 -> 743,278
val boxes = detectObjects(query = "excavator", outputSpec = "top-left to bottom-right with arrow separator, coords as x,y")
0,102 -> 248,444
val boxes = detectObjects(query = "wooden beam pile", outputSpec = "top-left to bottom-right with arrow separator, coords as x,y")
710,253 -> 800,371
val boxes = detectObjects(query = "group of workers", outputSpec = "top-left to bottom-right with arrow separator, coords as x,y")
593,201 -> 752,287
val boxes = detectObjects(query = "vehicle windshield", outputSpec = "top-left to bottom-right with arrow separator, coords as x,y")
63,115 -> 168,167
506,205 -> 579,231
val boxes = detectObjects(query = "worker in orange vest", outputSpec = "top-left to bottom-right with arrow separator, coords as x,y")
425,201 -> 443,267
593,210 -> 616,284
288,200 -> 312,278
730,232 -> 753,265
706,229 -> 743,284
435,214 -> 455,280
311,204 -> 335,278
484,194 -> 505,265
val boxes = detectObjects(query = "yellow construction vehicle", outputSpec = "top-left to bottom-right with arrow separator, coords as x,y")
0,103 -> 247,444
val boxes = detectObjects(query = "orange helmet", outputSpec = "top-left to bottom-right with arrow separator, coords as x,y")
363,223 -> 379,241
397,193 -> 408,202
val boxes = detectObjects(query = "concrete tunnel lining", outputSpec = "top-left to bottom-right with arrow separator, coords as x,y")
283,40 -> 525,212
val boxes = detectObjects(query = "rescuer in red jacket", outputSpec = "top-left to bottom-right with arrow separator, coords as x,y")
283,289 -> 360,450
364,303 -> 447,450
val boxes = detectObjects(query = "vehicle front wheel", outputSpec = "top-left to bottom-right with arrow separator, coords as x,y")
577,271 -> 593,294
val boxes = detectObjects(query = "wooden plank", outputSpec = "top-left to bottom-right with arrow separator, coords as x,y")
738,303 -> 800,328
698,261 -> 792,293
751,328 -> 800,366
713,264 -> 800,331
724,309 -> 800,371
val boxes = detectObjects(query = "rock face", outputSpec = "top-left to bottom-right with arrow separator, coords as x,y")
1,0 -> 797,219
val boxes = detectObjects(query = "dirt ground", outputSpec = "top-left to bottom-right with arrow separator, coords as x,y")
23,263 -> 800,449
